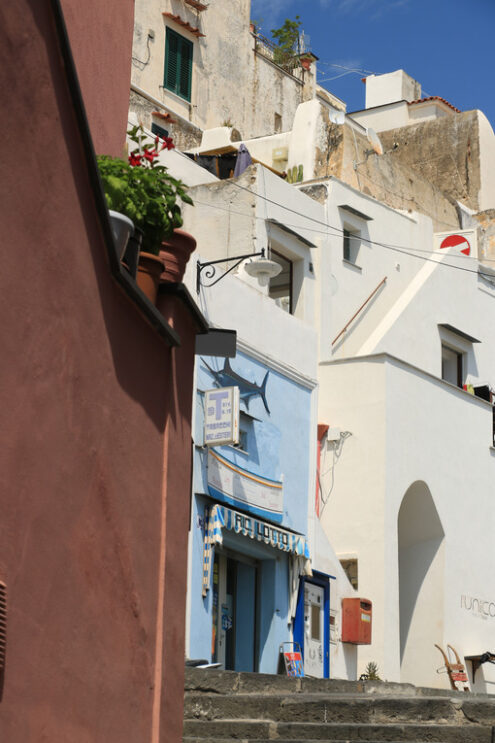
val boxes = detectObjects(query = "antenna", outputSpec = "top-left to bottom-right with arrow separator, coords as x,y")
366,127 -> 384,155
329,110 -> 345,126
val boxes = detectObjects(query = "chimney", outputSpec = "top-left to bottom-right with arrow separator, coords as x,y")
364,70 -> 421,109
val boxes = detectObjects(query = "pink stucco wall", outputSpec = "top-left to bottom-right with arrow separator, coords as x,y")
0,2 -> 195,740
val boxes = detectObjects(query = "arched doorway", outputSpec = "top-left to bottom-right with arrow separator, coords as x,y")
398,482 -> 445,686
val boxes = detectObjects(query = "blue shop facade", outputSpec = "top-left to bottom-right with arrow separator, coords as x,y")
187,350 -> 331,676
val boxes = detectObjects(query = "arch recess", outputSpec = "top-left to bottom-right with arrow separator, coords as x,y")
398,481 -> 445,687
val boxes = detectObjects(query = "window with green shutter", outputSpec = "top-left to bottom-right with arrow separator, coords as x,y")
164,28 -> 193,101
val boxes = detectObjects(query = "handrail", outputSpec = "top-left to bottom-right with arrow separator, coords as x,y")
332,276 -> 387,346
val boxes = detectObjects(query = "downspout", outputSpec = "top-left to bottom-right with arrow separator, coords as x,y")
316,424 -> 329,518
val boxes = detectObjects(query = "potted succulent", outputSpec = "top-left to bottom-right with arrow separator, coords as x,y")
97,125 -> 194,303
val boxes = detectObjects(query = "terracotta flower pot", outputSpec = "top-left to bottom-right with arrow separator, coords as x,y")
136,252 -> 165,304
159,229 -> 197,283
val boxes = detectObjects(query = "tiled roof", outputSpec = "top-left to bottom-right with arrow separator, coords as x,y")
184,0 -> 208,10
408,96 -> 461,113
162,12 -> 205,37
152,111 -> 177,123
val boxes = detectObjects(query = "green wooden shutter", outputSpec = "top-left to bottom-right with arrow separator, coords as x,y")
164,28 -> 193,102
165,28 -> 178,93
178,37 -> 193,100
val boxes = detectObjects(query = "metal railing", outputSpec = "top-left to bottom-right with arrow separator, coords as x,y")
253,33 -> 304,81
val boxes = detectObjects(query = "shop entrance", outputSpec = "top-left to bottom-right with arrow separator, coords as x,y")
212,551 -> 259,672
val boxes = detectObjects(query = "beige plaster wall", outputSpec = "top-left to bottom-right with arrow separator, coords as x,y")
131,0 -> 315,141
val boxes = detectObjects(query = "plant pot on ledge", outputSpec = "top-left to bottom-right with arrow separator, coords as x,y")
159,229 -> 197,283
137,252 -> 165,304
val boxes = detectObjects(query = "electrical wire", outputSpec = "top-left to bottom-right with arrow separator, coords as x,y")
124,119 -> 492,277
132,34 -> 152,70
190,193 -> 495,279
216,178 -> 495,276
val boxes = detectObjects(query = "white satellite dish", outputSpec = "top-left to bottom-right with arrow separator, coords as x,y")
329,110 -> 345,126
366,127 -> 384,156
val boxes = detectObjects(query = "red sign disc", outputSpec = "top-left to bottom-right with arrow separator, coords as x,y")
440,234 -> 470,256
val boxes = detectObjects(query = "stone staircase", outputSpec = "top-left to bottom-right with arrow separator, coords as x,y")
183,667 -> 495,742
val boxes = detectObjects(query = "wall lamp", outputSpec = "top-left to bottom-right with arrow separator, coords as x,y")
196,249 -> 281,293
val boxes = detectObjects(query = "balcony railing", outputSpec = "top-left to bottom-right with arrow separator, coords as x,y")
253,33 -> 304,81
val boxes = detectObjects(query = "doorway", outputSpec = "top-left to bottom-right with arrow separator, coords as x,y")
211,551 -> 259,671
294,573 -> 330,678
304,582 -> 324,677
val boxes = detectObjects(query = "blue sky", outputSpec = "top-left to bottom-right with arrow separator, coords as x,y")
250,0 -> 495,129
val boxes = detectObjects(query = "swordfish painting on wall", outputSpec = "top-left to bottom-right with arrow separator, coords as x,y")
202,358 -> 271,413
199,354 -> 285,523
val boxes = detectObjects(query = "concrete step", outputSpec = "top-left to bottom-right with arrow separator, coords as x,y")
184,692 -> 481,725
183,719 -> 493,741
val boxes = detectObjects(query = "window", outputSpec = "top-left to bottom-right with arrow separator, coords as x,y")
441,345 -> 463,387
231,413 -> 253,453
268,249 -> 293,314
343,227 -> 360,265
164,28 -> 193,101
151,122 -> 169,140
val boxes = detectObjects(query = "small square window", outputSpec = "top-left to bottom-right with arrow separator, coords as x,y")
343,228 -> 360,265
231,413 -> 252,453
268,249 -> 293,314
441,345 -> 463,387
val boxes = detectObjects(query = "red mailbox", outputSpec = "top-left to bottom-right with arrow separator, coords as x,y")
341,598 -> 372,644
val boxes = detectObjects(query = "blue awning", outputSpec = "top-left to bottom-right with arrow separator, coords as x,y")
202,503 -> 310,597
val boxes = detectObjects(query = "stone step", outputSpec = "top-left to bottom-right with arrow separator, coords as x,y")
183,719 -> 493,741
184,692 -> 482,725
184,667 -> 485,699
184,740 -> 475,743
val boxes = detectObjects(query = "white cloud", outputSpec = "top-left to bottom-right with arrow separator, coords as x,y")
250,0 -> 298,33
318,0 -> 410,14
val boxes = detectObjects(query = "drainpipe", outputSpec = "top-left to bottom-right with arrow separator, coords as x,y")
315,424 -> 329,518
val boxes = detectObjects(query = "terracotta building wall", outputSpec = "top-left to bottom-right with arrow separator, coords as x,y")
60,0 -> 136,156
0,2 -> 193,740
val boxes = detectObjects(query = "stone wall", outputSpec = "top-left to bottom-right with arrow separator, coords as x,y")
379,111 -> 481,211
308,105 -> 460,232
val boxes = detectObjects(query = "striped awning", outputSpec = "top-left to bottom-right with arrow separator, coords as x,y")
202,503 -> 310,596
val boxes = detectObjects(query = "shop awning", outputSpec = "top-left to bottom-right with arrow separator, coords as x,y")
202,503 -> 310,596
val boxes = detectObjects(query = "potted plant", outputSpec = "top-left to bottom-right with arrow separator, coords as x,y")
97,125 -> 194,302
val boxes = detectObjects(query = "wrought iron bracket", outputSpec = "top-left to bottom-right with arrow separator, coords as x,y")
196,249 -> 264,293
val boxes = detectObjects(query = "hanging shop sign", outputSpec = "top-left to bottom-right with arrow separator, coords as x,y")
204,386 -> 239,446
207,448 -> 283,522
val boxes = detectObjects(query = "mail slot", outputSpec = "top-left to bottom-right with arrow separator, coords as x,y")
341,598 -> 372,644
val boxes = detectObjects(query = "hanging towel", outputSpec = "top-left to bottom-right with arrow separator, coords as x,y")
233,143 -> 253,177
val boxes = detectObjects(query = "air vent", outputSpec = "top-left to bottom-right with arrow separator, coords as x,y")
0,583 -> 6,672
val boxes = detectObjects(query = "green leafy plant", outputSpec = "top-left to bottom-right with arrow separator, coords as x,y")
97,125 -> 193,255
250,18 -> 262,34
271,16 -> 302,68
364,661 -> 381,680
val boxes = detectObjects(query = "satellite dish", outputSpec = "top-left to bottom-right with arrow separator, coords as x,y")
330,110 -> 345,126
366,127 -> 384,156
